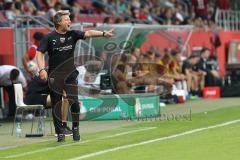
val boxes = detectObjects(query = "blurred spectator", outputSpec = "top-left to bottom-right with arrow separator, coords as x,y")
42,0 -> 58,10
66,0 -> 83,20
45,2 -> 63,22
171,50 -> 188,97
127,53 -> 173,93
111,54 -> 131,94
191,0 -> 209,20
31,0 -> 42,10
182,54 -> 201,97
0,0 -> 4,10
175,3 -> 185,24
163,7 -> 175,25
131,0 -> 141,9
196,47 -> 222,86
0,0 -> 225,30
22,0 -> 37,15
129,47 -> 141,64
114,17 -> 124,24
117,0 -> 129,15
22,32 -> 45,78
171,50 -> 186,81
92,0 -> 105,14
4,0 -> 17,22
157,52 -> 175,85
92,0 -> 115,14
80,6 -> 94,14
0,65 -> 27,118
103,16 -> 113,24
216,0 -> 230,10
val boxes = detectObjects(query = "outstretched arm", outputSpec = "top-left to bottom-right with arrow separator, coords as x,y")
85,29 -> 114,38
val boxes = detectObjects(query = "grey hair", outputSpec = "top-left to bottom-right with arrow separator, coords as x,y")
53,10 -> 70,27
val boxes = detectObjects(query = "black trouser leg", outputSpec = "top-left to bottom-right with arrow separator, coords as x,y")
50,90 -> 63,134
5,86 -> 16,117
68,96 -> 80,128
49,71 -> 66,134
65,84 -> 80,128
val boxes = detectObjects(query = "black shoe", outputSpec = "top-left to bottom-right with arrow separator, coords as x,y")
72,127 -> 80,141
57,134 -> 65,142
63,126 -> 73,136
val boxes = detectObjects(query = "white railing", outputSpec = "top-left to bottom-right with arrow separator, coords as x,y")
215,9 -> 240,31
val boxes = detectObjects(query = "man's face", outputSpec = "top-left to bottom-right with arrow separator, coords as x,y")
205,50 -> 210,58
202,50 -> 210,58
59,15 -> 71,32
134,48 -> 140,57
175,53 -> 181,62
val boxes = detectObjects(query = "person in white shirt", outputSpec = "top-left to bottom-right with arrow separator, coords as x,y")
0,65 -> 27,117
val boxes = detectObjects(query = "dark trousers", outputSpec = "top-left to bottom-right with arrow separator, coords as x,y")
205,72 -> 222,87
4,86 -> 16,117
49,71 -> 80,134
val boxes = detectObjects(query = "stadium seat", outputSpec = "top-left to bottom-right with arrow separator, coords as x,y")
76,14 -> 118,23
11,83 -> 46,136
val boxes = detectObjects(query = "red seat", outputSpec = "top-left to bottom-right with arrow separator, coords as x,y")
77,14 -> 118,23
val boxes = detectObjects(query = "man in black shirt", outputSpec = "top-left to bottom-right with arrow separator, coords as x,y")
196,48 -> 221,86
36,10 -> 114,142
182,54 -> 203,96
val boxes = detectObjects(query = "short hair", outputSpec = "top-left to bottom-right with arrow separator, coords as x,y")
53,10 -> 70,27
170,49 -> 180,57
33,32 -> 44,41
10,69 -> 19,81
147,51 -> 154,56
189,54 -> 199,59
85,60 -> 102,74
200,47 -> 209,54
116,64 -> 125,73
120,54 -> 128,63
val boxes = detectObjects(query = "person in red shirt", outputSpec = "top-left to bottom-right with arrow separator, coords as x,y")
192,0 -> 208,20
216,0 -> 230,10
22,32 -> 44,78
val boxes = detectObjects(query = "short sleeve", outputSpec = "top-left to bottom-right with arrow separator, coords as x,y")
28,47 -> 36,60
37,35 -> 49,54
72,30 -> 86,41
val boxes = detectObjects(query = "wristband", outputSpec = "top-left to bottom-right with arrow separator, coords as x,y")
39,68 -> 46,74
103,31 -> 106,37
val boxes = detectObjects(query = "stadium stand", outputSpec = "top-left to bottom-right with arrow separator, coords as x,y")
0,0 -> 232,29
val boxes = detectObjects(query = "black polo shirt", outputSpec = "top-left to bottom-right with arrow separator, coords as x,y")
37,30 -> 85,71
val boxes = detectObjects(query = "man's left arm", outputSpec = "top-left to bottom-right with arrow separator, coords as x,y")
84,29 -> 114,38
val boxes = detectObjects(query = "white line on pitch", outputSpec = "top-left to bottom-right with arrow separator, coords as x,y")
0,146 -> 18,151
68,119 -> 240,160
3,127 -> 156,159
